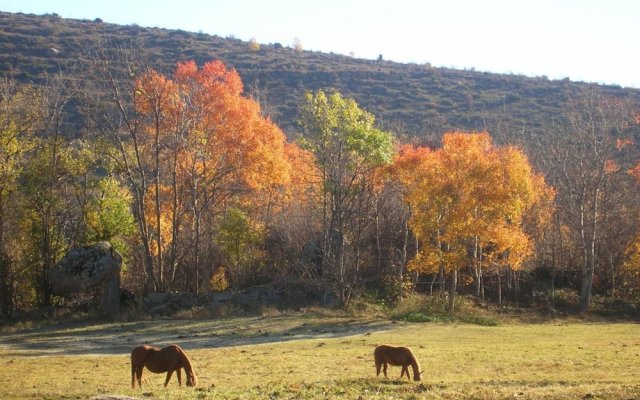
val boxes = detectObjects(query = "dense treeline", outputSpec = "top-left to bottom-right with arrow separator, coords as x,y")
1,53 -> 639,318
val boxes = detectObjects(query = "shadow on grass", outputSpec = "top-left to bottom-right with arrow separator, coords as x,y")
0,314 -> 395,357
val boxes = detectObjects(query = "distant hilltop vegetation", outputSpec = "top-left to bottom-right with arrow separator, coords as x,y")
1,11 -> 639,139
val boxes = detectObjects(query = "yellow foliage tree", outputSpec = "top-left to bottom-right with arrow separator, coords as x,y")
392,132 -> 554,313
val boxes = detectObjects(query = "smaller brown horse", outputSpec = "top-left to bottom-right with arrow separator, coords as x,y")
374,344 -> 422,381
130,344 -> 197,388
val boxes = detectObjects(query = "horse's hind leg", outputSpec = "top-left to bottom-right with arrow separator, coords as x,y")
383,363 -> 388,378
134,366 -> 144,388
131,364 -> 136,388
164,370 -> 174,387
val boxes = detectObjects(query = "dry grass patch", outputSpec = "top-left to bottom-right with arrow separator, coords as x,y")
0,313 -> 638,399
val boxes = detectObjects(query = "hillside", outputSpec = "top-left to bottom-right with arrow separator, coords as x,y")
1,11 -> 639,139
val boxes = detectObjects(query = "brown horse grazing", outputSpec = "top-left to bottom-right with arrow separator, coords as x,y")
374,344 -> 422,381
130,344 -> 197,388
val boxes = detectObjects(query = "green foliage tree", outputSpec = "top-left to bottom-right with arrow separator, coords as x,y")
299,89 -> 395,305
15,74 -> 76,307
0,81 -> 44,315
20,135 -> 73,306
85,177 -> 136,252
215,208 -> 266,288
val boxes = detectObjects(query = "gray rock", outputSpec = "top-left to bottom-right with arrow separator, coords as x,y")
49,241 -> 122,316
49,241 -> 122,295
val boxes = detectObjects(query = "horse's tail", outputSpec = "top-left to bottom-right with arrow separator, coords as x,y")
177,346 -> 198,387
373,346 -> 383,364
130,345 -> 147,388
131,360 -> 136,388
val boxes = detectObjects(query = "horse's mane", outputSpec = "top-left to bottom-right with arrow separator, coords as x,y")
177,346 -> 198,386
405,347 -> 421,379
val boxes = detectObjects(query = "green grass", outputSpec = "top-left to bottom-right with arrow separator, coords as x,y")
0,310 -> 638,399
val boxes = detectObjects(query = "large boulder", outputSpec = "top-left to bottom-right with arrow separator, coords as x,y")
49,241 -> 122,316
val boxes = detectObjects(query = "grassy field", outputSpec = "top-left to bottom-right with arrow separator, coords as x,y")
0,310 -> 638,399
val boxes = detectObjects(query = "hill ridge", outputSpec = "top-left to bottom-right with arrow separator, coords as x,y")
1,11 -> 639,137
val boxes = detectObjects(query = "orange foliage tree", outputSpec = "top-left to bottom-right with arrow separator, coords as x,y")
392,132 -> 554,313
132,60 -> 291,291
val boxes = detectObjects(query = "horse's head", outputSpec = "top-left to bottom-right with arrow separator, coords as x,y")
414,370 -> 423,381
186,372 -> 198,387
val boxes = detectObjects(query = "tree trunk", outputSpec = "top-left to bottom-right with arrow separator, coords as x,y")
448,268 -> 457,314
512,271 -> 520,307
579,187 -> 599,313
0,190 -> 10,316
0,250 -> 11,317
40,111 -> 63,308
497,269 -> 503,308
429,273 -> 437,296
400,215 -> 409,299
610,251 -> 617,299
193,193 -> 202,294
579,249 -> 596,312
154,112 -> 164,290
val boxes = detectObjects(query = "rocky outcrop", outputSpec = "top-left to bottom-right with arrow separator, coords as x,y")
49,241 -> 122,316
140,280 -> 330,316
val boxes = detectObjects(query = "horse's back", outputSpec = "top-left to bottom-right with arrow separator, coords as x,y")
131,344 -> 158,363
143,345 -> 183,373
374,344 -> 413,365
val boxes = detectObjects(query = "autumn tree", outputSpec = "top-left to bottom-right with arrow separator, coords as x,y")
261,142 -> 323,282
393,132 -> 552,313
0,76 -> 136,312
85,58 -> 292,293
19,74 -> 77,307
299,89 -> 395,305
0,81 -> 44,315
169,60 -> 290,292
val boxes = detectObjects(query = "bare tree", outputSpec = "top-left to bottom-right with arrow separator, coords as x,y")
539,89 -> 637,312
80,41 -> 161,291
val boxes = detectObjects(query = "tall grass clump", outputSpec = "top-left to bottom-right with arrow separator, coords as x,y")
390,294 -> 501,326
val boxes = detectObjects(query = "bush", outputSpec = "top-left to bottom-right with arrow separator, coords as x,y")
391,294 -> 501,326
346,291 -> 388,318
552,289 -> 579,309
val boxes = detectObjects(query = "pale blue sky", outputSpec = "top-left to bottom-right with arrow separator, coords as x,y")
1,0 -> 638,88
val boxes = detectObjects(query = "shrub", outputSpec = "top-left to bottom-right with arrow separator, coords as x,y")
391,294 -> 501,326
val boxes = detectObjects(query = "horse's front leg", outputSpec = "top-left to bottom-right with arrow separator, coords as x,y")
176,368 -> 182,386
401,365 -> 409,380
383,363 -> 388,378
164,370 -> 174,387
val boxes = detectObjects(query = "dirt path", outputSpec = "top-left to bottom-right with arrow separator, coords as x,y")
0,314 -> 394,356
